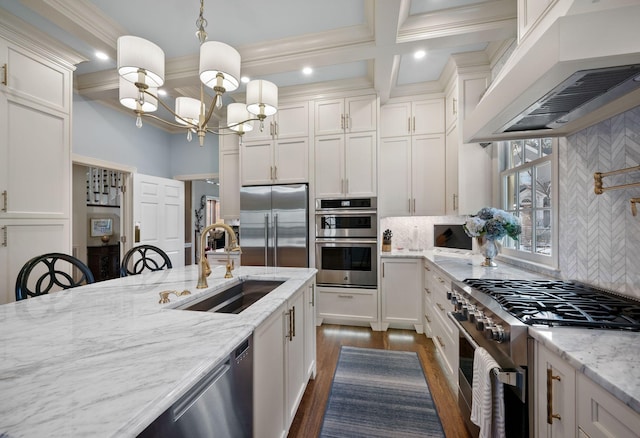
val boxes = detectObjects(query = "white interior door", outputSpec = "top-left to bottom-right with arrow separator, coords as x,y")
133,174 -> 185,268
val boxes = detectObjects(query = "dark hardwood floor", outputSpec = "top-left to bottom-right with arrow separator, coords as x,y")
287,324 -> 472,438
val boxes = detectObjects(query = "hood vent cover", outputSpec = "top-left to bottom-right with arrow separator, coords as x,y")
502,64 -> 640,133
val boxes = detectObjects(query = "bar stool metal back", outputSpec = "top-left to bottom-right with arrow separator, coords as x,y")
15,253 -> 95,301
120,245 -> 173,277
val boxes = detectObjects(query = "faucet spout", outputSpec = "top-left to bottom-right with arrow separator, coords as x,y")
197,222 -> 241,289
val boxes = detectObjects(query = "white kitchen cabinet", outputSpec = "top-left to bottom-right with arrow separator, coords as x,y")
314,95 -> 377,136
380,98 -> 444,138
254,285 -> 312,438
241,137 -> 309,186
423,259 -> 459,388
219,138 -> 240,220
444,71 -> 492,215
254,302 -> 287,438
577,373 -> 640,438
316,286 -> 378,329
242,101 -> 309,141
380,257 -> 423,333
379,134 -> 445,217
0,29 -> 78,304
535,343 -> 577,438
303,279 -> 317,380
314,131 -> 376,198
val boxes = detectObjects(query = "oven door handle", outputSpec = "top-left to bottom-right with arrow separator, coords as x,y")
447,312 -> 524,390
315,239 -> 377,245
315,210 -> 377,215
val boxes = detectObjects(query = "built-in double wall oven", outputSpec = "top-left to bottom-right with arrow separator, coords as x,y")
314,198 -> 377,288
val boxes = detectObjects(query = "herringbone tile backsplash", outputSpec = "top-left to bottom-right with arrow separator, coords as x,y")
560,106 -> 640,299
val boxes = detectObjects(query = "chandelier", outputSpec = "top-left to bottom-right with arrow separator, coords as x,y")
116,0 -> 277,146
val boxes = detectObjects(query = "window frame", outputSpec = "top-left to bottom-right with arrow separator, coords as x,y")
498,138 -> 559,268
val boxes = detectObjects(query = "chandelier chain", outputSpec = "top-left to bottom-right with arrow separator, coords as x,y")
195,0 -> 208,44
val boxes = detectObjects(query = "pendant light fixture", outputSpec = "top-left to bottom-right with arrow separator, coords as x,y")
116,0 -> 277,146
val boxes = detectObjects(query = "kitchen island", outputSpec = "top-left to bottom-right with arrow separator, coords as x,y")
0,264 -> 316,437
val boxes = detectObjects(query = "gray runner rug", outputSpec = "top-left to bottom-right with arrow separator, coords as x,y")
319,346 -> 445,438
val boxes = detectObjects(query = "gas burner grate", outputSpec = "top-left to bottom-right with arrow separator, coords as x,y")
463,279 -> 640,330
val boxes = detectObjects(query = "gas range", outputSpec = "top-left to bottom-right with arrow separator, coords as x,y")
449,278 -> 640,369
462,279 -> 640,330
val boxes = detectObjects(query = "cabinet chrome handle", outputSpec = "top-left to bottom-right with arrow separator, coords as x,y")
436,303 -> 445,311
345,179 -> 349,194
547,368 -> 562,424
436,336 -> 445,348
274,166 -> 278,180
1,63 -> 6,86
270,122 -> 274,137
408,117 -> 411,134
1,226 -> 7,247
1,190 -> 6,212
425,313 -> 432,323
412,116 -> 416,132
424,265 -> 431,271
437,277 -> 445,284
453,98 -> 458,116
337,294 -> 353,299
345,114 -> 349,129
340,114 -> 344,130
382,262 -> 385,278
287,308 -> 293,341
309,283 -> 315,307
291,305 -> 296,338
424,287 -> 431,294
453,193 -> 458,211
274,121 -> 279,137
413,198 -> 416,213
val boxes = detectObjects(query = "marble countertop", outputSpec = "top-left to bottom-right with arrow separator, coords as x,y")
0,265 -> 316,438
382,249 -> 640,414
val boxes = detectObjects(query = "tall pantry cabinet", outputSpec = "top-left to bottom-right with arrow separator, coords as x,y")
0,12 -> 82,304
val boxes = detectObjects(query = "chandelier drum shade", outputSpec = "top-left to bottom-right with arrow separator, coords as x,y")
115,0 -> 278,146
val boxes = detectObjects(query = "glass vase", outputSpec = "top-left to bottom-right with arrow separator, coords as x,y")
477,236 -> 499,267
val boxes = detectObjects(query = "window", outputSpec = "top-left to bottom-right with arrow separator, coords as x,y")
499,138 -> 557,266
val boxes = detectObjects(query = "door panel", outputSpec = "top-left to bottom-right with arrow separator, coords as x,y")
133,174 -> 184,268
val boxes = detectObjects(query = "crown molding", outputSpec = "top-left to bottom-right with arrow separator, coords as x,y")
398,0 -> 516,43
20,0 -> 124,58
0,8 -> 87,68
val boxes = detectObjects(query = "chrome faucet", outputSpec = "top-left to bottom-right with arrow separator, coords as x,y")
197,222 -> 241,288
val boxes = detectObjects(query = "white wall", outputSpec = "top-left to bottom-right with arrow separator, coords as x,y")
73,94 -> 170,177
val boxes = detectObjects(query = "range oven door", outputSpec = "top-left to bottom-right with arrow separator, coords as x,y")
315,239 -> 377,288
449,313 -> 529,438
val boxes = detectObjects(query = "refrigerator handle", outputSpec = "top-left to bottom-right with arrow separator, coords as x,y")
264,214 -> 269,265
274,213 -> 278,267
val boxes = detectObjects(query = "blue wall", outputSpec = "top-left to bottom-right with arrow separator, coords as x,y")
73,93 -> 219,178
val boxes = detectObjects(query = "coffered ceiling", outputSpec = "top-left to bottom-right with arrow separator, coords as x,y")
0,0 -> 516,127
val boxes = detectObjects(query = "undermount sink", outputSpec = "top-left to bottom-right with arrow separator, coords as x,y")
179,280 -> 285,314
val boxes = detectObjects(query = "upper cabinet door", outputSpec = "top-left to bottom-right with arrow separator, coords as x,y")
276,101 -> 309,139
345,95 -> 376,133
241,140 -> 274,186
344,132 -> 376,198
379,137 -> 412,217
314,98 -> 344,136
412,98 -> 444,135
380,102 -> 412,138
314,135 -> 345,198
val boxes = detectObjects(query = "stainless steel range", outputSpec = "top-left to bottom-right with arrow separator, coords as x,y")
448,278 -> 640,438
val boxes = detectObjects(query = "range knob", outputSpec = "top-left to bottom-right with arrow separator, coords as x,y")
468,306 -> 478,323
492,324 -> 507,343
446,290 -> 452,300
475,313 -> 486,331
484,317 -> 495,339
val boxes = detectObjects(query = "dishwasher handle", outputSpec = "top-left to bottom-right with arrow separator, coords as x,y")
172,360 -> 231,421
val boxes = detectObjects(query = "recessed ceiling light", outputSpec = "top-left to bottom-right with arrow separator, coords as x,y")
414,50 -> 426,60
302,67 -> 313,75
157,89 -> 167,96
95,51 -> 109,61
241,76 -> 250,84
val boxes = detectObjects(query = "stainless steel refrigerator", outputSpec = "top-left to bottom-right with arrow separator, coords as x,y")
240,184 -> 309,267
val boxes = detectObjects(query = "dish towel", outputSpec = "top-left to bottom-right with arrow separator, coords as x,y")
470,347 -> 506,438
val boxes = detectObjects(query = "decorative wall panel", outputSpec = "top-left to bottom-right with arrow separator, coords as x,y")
559,106 -> 640,298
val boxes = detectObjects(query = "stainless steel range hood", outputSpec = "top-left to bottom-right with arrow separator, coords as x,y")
464,2 -> 640,143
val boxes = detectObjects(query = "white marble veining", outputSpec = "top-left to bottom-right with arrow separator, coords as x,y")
383,249 -> 640,415
0,265 -> 316,438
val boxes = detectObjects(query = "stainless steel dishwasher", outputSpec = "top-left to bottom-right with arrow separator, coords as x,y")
139,335 -> 253,438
